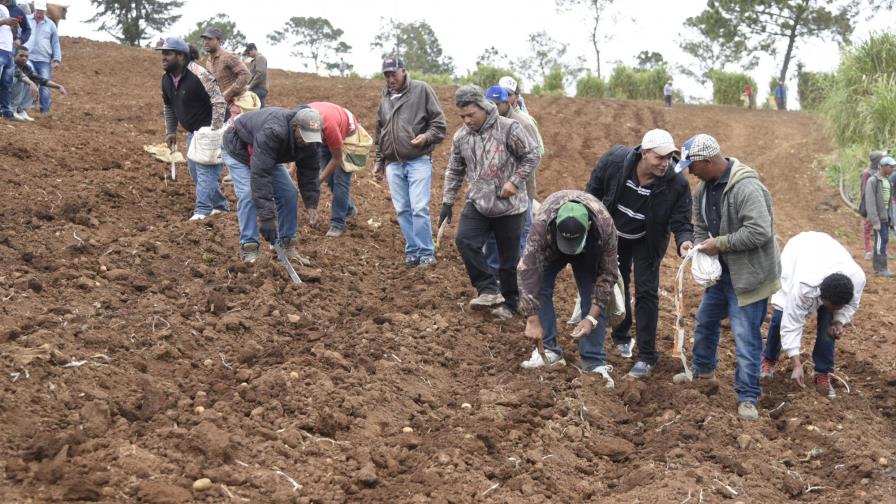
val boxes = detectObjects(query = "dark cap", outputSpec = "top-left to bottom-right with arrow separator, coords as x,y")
382,56 -> 405,73
555,202 -> 589,255
200,27 -> 225,40
245,43 -> 257,53
155,36 -> 189,54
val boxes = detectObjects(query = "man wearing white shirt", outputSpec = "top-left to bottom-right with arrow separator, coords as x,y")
23,0 -> 60,113
760,231 -> 865,398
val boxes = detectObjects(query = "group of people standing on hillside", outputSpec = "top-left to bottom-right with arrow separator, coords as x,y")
156,30 -> 868,421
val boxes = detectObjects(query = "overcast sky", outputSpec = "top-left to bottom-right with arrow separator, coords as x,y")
60,0 -> 896,105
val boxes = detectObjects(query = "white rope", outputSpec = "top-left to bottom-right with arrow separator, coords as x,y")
673,251 -> 695,379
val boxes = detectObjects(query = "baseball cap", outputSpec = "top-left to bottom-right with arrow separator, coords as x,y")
485,85 -> 509,103
880,156 -> 896,166
382,57 -> 405,73
555,201 -> 589,255
641,129 -> 679,157
499,76 -> 518,94
291,108 -> 323,143
244,43 -> 257,54
34,0 -> 47,10
675,133 -> 721,173
155,36 -> 189,54
200,28 -> 225,40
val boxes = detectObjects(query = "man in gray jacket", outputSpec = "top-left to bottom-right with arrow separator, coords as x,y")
672,134 -> 781,421
439,85 -> 540,318
865,156 -> 895,276
244,43 -> 267,107
373,57 -> 447,267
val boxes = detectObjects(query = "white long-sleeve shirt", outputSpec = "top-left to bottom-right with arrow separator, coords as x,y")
0,6 -> 13,52
771,232 -> 866,357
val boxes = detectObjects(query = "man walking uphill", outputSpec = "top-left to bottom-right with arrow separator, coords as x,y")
673,134 -> 781,421
23,0 -> 58,113
201,28 -> 250,115
244,43 -> 268,108
864,156 -> 895,277
439,85 -> 539,319
585,129 -> 693,379
373,56 -> 447,267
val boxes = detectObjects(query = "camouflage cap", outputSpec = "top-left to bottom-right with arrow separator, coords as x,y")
455,84 -> 494,111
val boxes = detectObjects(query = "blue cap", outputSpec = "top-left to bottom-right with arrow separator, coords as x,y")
485,85 -> 509,103
880,156 -> 896,167
156,36 -> 189,54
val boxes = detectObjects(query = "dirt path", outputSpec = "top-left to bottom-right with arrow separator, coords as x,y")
0,38 -> 893,503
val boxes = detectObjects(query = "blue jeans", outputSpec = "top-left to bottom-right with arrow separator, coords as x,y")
11,77 -> 33,111
254,88 -> 267,108
320,144 -> 357,230
763,307 -> 835,374
386,156 -> 434,259
0,50 -> 13,117
222,149 -> 297,244
30,60 -> 52,113
691,269 -> 767,404
539,257 -> 608,369
484,198 -> 533,273
186,131 -> 229,217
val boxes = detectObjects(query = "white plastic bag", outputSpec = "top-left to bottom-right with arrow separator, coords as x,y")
187,127 -> 224,165
690,247 -> 722,288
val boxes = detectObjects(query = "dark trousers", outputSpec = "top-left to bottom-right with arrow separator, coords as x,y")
611,237 -> 660,365
455,202 -> 524,310
763,307 -> 835,373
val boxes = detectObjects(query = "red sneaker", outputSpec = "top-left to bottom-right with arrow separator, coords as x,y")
814,372 -> 837,398
760,356 -> 776,379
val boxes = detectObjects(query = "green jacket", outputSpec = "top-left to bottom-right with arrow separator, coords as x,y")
694,158 -> 781,306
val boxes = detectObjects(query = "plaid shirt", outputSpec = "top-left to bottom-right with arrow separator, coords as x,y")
205,50 -> 250,102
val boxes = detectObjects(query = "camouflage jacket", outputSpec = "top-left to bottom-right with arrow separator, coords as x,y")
442,107 -> 539,217
518,190 -> 618,317
504,107 -> 542,199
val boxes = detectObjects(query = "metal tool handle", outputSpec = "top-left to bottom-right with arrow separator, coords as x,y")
273,243 -> 302,284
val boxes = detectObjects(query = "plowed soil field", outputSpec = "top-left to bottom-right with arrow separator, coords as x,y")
0,38 -> 894,503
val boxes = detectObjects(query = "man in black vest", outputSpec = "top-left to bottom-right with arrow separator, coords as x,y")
585,129 -> 693,378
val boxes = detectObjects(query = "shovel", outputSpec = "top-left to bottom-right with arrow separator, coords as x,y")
170,158 -> 176,181
272,242 -> 302,284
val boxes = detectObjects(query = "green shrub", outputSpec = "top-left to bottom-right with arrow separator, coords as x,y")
606,65 -> 671,101
797,70 -> 834,111
708,70 -> 756,107
531,65 -> 567,96
576,72 -> 605,98
462,64 -> 521,91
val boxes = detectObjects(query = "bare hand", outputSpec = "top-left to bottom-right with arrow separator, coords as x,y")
828,322 -> 844,340
373,163 -> 385,181
679,240 -> 694,257
57,85 -> 67,97
570,318 -> 594,339
306,208 -> 319,228
525,316 -> 543,344
790,356 -> 805,387
166,133 -> 177,152
30,85 -> 38,101
699,237 -> 720,256
410,134 -> 427,147
499,181 -> 518,199
52,61 -> 60,70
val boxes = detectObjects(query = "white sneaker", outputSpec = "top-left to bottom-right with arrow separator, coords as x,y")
616,338 -> 634,358
19,111 -> 34,122
10,112 -> 27,122
585,364 -> 615,388
188,214 -> 207,221
520,348 -> 566,369
470,292 -> 505,310
210,209 -> 224,216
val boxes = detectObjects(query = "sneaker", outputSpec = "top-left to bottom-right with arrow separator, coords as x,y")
673,370 -> 717,384
876,270 -> 895,278
470,291 -> 505,310
520,348 -> 566,369
210,209 -> 225,216
18,111 -> 34,122
737,401 -> 759,420
615,338 -> 634,358
760,356 -> 776,379
418,256 -> 437,268
326,226 -> 345,238
189,214 -> 208,221
813,372 -> 837,399
346,206 -> 358,221
405,256 -> 419,267
273,239 -> 311,266
627,360 -> 654,379
865,251 -> 873,260
491,304 -> 513,320
11,111 -> 28,122
584,364 -> 615,388
239,242 -> 260,263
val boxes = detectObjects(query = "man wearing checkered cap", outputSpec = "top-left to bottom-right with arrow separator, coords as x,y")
672,133 -> 781,421
584,129 -> 694,379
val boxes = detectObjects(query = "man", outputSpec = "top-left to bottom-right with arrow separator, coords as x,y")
663,81 -> 673,108
0,2 -> 21,120
499,75 -> 530,115
743,83 -> 753,109
373,56 -> 447,267
518,190 -> 619,387
760,232 -> 865,398
585,129 -> 693,378
23,0 -> 57,113
860,151 -> 885,260
244,43 -> 267,108
672,134 -> 781,421
221,107 -> 321,263
439,85 -> 539,318
158,36 -> 229,221
308,101 -> 360,238
775,81 -> 786,110
11,45 -> 64,121
201,28 -> 250,113
864,156 -> 895,277
0,0 -> 29,48
338,57 -> 347,77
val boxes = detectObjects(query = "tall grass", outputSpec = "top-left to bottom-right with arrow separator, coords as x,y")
708,70 -> 756,107
576,72 -> 605,98
606,65 -> 671,101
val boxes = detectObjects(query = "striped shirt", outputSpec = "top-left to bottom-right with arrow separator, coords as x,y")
613,174 -> 651,240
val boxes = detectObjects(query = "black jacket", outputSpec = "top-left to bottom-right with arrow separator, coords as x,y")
585,144 -> 693,264
162,69 -> 212,134
223,107 -> 320,221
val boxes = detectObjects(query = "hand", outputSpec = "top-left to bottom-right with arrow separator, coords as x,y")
790,356 -> 805,388
52,61 -> 60,70
525,316 -> 543,344
828,321 -> 844,340
57,85 -> 67,97
679,240 -> 694,257
306,208 -> 319,228
570,317 -> 594,339
873,224 -> 881,232
438,203 -> 453,227
30,84 -> 38,101
699,237 -> 720,256
165,133 -> 177,152
259,218 -> 277,243
499,181 -> 518,199
373,162 -> 385,181
410,134 -> 427,147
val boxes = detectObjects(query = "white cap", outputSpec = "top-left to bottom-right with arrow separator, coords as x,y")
641,129 -> 679,157
34,0 -> 47,10
499,76 -> 518,94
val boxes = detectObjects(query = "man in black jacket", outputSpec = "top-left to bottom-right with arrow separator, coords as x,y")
585,129 -> 693,378
221,106 -> 321,263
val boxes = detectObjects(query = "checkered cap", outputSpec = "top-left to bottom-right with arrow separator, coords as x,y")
675,134 -> 721,173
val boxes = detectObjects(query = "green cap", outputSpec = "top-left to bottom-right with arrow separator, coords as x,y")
556,201 -> 589,255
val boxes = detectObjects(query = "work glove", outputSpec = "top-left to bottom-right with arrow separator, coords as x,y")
166,133 -> 177,152
438,203 -> 453,227
259,218 -> 277,244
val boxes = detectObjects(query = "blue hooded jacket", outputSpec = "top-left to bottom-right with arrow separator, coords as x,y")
8,0 -> 31,45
